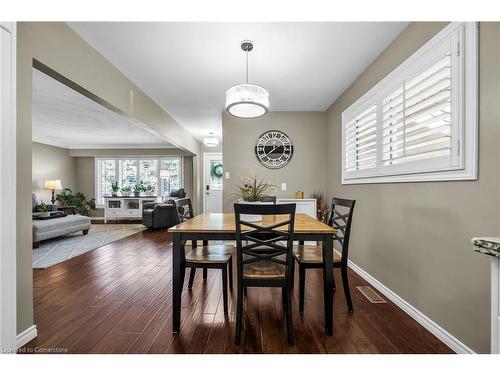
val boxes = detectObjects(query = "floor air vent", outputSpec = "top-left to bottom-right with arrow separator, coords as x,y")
356,286 -> 386,304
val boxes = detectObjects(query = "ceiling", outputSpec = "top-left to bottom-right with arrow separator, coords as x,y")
68,22 -> 408,142
32,68 -> 175,149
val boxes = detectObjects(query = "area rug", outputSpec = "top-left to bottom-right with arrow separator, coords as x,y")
32,223 -> 147,269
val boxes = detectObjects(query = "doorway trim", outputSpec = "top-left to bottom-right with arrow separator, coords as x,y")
202,152 -> 223,214
0,21 -> 17,351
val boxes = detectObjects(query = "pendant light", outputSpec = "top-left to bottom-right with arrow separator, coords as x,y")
203,133 -> 220,148
225,40 -> 269,119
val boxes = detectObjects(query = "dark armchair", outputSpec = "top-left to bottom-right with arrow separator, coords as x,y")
142,202 -> 180,229
164,188 -> 186,200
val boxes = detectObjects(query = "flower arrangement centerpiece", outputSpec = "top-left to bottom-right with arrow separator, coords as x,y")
231,170 -> 276,221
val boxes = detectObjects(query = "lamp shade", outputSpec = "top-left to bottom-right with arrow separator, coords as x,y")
203,137 -> 219,148
225,83 -> 269,118
43,180 -> 62,190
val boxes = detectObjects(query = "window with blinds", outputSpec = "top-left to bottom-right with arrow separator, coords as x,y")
345,104 -> 377,173
95,157 -> 182,206
342,22 -> 477,184
382,53 -> 452,167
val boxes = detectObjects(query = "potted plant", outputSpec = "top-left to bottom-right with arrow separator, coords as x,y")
143,183 -> 154,196
133,181 -> 144,197
231,170 -> 276,222
55,189 -> 96,216
38,202 -> 52,218
121,186 -> 131,196
111,181 -> 119,197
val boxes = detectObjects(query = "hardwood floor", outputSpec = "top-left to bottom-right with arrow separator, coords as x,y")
21,229 -> 453,354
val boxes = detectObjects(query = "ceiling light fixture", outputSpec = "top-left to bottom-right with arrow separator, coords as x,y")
203,133 -> 220,148
225,40 -> 269,119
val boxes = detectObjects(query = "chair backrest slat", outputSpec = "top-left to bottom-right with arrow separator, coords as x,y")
327,198 -> 356,263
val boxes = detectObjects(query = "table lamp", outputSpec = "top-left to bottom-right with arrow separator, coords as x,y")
43,180 -> 62,204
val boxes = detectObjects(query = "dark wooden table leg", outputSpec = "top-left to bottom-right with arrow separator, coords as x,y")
172,232 -> 182,334
323,235 -> 334,335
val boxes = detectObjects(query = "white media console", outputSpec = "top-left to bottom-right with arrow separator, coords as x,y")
103,196 -> 159,223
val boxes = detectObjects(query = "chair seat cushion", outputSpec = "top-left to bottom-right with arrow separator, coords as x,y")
185,244 -> 233,264
242,254 -> 286,279
293,244 -> 342,264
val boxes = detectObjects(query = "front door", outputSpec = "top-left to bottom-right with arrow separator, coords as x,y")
203,153 -> 223,213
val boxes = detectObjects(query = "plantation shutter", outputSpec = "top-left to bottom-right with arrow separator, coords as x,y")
96,159 -> 104,206
344,103 -> 378,174
382,52 -> 452,168
95,159 -> 116,206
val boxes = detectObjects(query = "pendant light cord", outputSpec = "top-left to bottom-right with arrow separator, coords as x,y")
246,50 -> 249,83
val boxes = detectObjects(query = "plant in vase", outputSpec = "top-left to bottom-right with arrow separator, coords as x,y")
231,170 -> 277,221
121,186 -> 132,197
143,183 -> 154,196
133,181 -> 145,197
38,202 -> 52,218
111,181 -> 119,197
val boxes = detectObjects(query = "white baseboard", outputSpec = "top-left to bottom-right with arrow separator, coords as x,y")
16,325 -> 37,349
348,260 -> 475,354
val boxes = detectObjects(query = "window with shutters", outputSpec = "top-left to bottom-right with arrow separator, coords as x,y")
95,156 -> 183,206
342,22 -> 477,184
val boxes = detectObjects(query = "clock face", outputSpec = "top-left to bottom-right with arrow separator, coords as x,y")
255,130 -> 294,169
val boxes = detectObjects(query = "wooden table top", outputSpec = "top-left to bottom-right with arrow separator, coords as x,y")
169,213 -> 336,234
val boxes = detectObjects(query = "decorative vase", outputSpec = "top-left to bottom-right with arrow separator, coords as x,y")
133,191 -> 141,197
40,212 -> 50,218
111,192 -> 118,197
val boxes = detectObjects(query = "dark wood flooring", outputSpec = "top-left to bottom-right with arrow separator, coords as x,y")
21,229 -> 453,354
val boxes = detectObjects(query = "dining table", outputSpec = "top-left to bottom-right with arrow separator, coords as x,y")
168,212 -> 337,335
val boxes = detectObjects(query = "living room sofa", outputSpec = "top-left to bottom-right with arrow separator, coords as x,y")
32,193 -> 91,248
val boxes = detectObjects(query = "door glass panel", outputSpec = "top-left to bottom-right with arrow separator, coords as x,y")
209,160 -> 223,190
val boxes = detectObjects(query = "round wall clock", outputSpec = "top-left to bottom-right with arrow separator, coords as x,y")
255,130 -> 294,169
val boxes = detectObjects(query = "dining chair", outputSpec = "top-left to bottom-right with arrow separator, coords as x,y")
175,198 -> 233,312
234,202 -> 296,345
292,198 -> 356,314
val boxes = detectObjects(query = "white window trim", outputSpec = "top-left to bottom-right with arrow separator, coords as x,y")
342,22 -> 478,185
94,156 -> 183,208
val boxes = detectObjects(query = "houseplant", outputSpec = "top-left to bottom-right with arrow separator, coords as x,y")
133,181 -> 145,197
111,181 -> 119,197
231,170 -> 276,221
121,186 -> 131,196
143,183 -> 154,196
38,202 -> 52,218
55,189 -> 96,216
